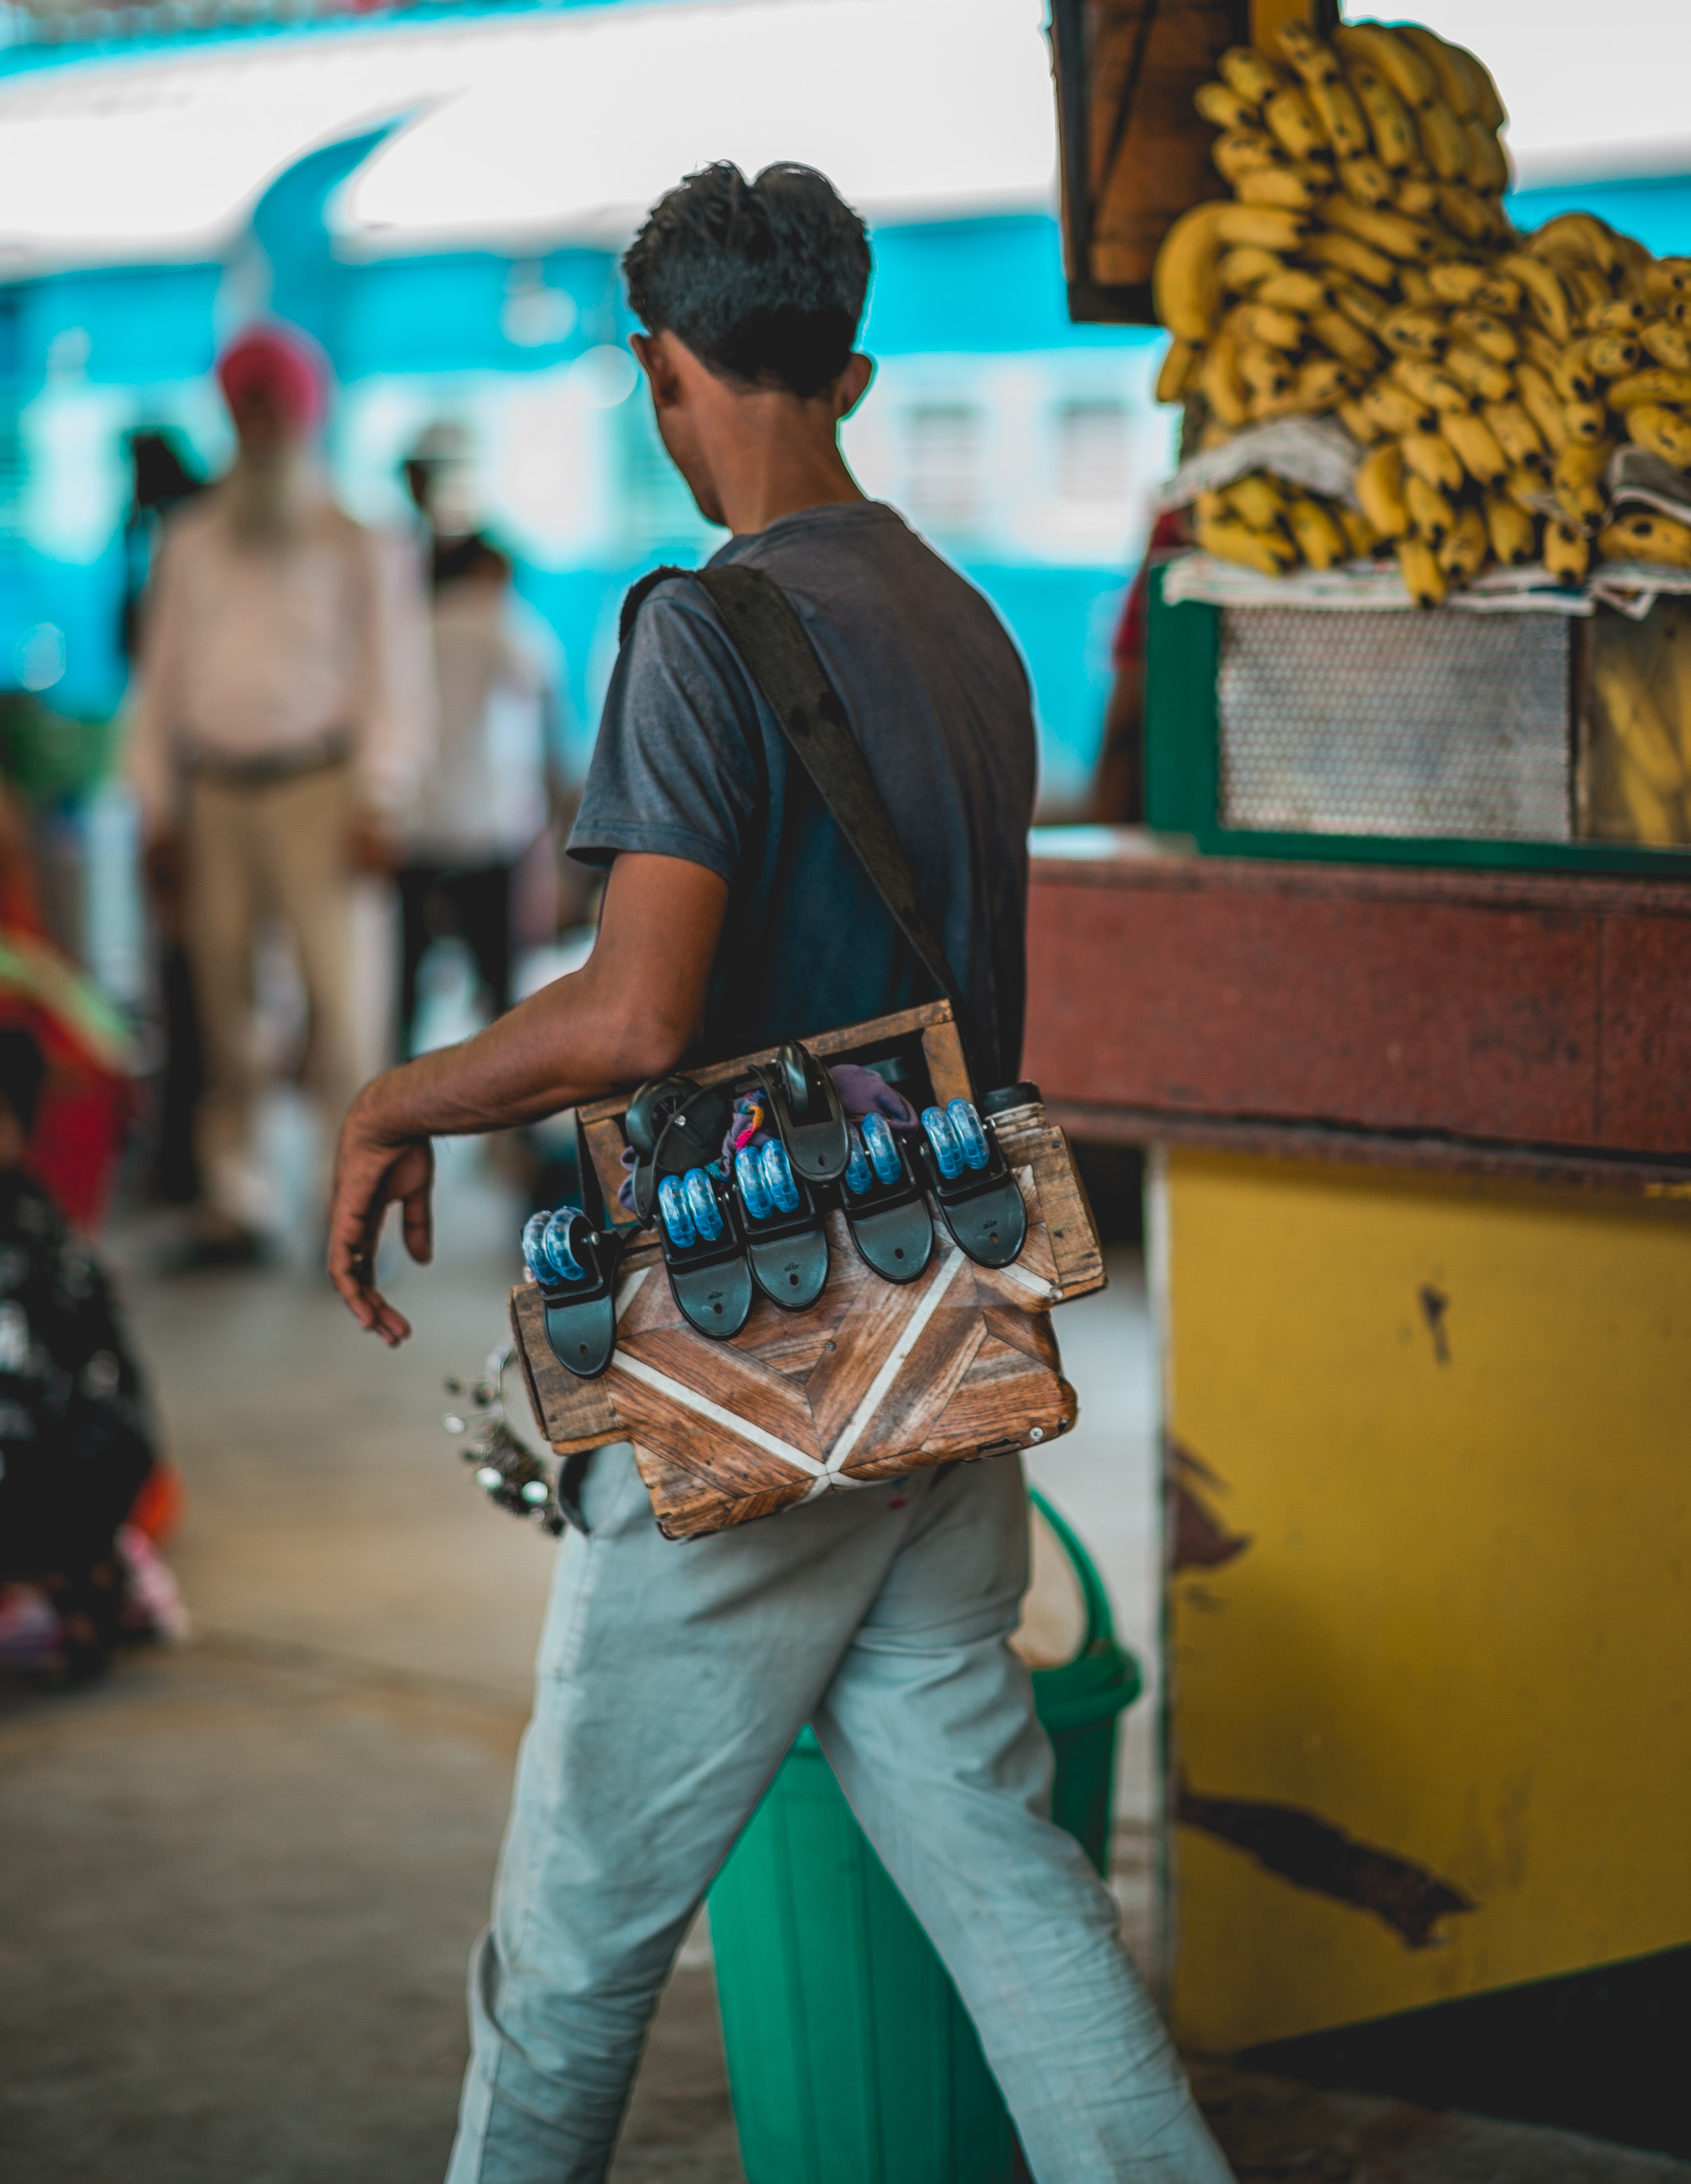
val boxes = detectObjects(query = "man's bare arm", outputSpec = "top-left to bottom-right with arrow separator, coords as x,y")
327,852 -> 729,1345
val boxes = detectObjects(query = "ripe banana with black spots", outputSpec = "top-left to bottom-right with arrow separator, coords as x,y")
1396,534 -> 1447,606
1195,82 -> 1259,132
1444,344 -> 1514,403
1483,492 -> 1538,565
1224,473 -> 1288,530
1438,504 -> 1489,579
1355,440 -> 1410,537
1304,229 -> 1395,290
1196,509 -> 1298,576
1627,404 -> 1691,469
1553,440 -> 1615,528
1153,202 -> 1228,342
1543,517 -> 1590,586
1401,430 -> 1465,493
1155,340 -> 1199,404
1333,24 -> 1436,112
1606,368 -> 1691,412
1441,410 -> 1509,483
1481,401 -> 1547,470
1598,511 -> 1691,569
1286,495 -> 1349,568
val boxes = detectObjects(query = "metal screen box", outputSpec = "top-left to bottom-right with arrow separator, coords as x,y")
1218,609 -> 1573,843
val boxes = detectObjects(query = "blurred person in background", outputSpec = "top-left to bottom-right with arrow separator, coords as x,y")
118,429 -> 207,1209
398,426 -> 567,1056
127,323 -> 433,1264
0,1025 -> 185,1685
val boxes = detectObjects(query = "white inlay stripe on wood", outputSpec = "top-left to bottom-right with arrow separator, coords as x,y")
611,1349 -> 828,1478
820,1245 -> 969,1476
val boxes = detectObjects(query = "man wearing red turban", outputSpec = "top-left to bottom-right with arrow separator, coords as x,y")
128,321 -> 434,1260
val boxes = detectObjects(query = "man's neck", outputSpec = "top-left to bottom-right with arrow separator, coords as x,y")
710,396 -> 866,536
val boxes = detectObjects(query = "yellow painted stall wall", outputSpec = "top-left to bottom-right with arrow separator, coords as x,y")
1163,1150 -> 1691,2055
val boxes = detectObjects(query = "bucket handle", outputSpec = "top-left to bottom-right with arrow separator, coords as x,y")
1027,1487 -> 1113,1654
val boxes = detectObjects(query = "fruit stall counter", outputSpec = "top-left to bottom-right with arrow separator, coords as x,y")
1021,835 -> 1691,2131
1042,4 -> 1691,2137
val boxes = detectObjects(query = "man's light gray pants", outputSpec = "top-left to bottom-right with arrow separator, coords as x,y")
446,1444 -> 1232,2184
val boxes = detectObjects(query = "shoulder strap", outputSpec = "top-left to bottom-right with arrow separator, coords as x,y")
687,562 -> 979,1080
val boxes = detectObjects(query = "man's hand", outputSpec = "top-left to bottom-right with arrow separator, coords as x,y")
327,1095 -> 435,1345
325,852 -> 729,1344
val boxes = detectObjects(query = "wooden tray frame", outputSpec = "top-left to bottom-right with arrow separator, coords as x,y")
510,1004 -> 1107,1538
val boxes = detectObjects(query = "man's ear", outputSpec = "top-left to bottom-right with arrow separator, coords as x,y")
837,352 -> 875,419
631,331 -> 682,410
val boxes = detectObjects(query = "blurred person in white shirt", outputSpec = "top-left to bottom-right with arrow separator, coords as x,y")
398,429 -> 565,1057
128,323 -> 434,1261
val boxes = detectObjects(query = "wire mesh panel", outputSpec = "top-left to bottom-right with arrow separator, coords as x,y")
1218,610 -> 1573,841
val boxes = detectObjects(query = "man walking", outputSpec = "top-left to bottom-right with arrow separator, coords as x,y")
327,164 -> 1231,2183
130,323 -> 432,1257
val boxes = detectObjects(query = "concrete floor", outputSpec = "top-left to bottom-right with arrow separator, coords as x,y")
2,1130 -> 1684,2184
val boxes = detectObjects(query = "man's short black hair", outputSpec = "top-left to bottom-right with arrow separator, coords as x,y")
623,162 -> 871,399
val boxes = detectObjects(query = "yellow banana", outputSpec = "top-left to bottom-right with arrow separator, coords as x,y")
1481,401 -> 1547,471
1426,260 -> 1492,305
1598,511 -> 1691,572
1543,517 -> 1591,586
1516,325 -> 1562,377
1501,253 -> 1576,344
1483,492 -> 1538,565
1218,246 -> 1285,294
1211,130 -> 1287,185
1606,369 -> 1691,413
1464,119 -> 1510,197
1458,47 -> 1508,133
1438,183 -> 1502,246
1291,356 -> 1353,413
1394,176 -> 1441,220
1338,504 -> 1378,558
1224,472 -> 1288,530
1197,332 -> 1250,429
1530,212 -> 1624,277
1195,81 -> 1259,131
1153,202 -> 1227,342
1337,395 -> 1383,444
1643,258 -> 1691,303
1441,410 -> 1509,484
1396,533 -> 1447,607
1195,510 -> 1297,577
1395,26 -> 1476,117
1361,381 -> 1435,437
1274,20 -> 1341,85
1562,400 -> 1611,447
1286,494 -> 1349,567
1588,332 -> 1643,379
1588,296 -> 1650,335
1214,203 -> 1310,252
1592,653 -> 1687,793
1312,308 -> 1379,371
1415,97 -> 1468,180
1344,60 -> 1416,169
1379,306 -> 1450,359
1553,440 -> 1616,528
1473,273 -> 1523,319
1253,268 -> 1329,313
1514,363 -> 1567,452
1263,85 -> 1328,162
1401,429 -> 1466,494
1307,74 -> 1370,159
1444,344 -> 1514,404
1236,165 -> 1323,212
1628,405 -> 1691,469
1303,229 -> 1395,289
1641,320 -> 1691,372
1217,47 -> 1287,103
1231,300 -> 1305,352
1195,489 -> 1228,522
1397,266 -> 1437,308
1438,504 -> 1489,580
1502,466 -> 1551,513
1329,277 -> 1387,332
1354,440 -> 1409,537
1236,338 -> 1295,398
1320,195 -> 1435,261
1391,356 -> 1472,414
1561,264 -> 1613,323
1450,309 -> 1518,363
1155,339 -> 1199,405
1337,155 -> 1395,208
1333,24 -> 1436,112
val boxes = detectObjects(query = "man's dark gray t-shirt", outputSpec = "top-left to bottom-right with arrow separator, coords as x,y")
568,501 -> 1036,1088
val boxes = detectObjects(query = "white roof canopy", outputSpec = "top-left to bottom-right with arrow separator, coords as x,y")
0,0 -> 1682,277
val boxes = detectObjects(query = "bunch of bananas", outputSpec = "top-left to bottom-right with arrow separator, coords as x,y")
1192,471 -> 1373,576
1153,18 -> 1691,604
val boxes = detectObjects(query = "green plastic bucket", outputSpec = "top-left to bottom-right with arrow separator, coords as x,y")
708,1489 -> 1141,2184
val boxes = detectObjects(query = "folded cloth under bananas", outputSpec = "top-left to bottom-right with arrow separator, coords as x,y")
1163,551 -> 1596,615
1155,416 -> 1363,510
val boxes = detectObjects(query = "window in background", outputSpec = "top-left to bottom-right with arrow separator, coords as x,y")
903,402 -> 983,536
1055,397 -> 1130,503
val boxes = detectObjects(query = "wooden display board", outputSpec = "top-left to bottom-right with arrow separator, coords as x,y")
1050,0 -> 1335,325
